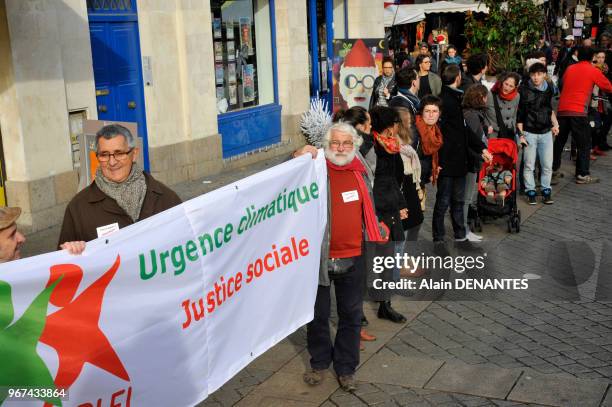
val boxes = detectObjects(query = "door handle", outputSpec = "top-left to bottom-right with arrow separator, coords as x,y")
128,101 -> 136,109
98,104 -> 108,112
96,89 -> 110,96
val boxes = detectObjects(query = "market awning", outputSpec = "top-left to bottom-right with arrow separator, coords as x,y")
384,1 -> 489,27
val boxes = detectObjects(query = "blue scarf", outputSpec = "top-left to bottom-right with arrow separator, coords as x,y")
530,79 -> 548,92
444,56 -> 462,65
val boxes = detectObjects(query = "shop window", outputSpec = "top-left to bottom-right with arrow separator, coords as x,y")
211,0 -> 274,113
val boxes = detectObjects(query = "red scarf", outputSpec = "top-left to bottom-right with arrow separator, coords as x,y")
415,115 -> 443,185
326,157 -> 384,242
491,81 -> 518,101
372,130 -> 400,154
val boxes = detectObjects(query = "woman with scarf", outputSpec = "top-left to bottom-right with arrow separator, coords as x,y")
414,95 -> 444,211
486,72 -> 521,140
396,107 -> 424,243
58,124 -> 182,254
369,57 -> 397,109
369,106 -> 408,323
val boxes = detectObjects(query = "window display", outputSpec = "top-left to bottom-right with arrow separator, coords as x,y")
211,0 -> 274,113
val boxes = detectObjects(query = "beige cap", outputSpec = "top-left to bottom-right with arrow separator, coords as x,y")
0,207 -> 21,229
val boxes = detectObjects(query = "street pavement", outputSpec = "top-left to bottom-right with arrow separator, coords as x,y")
21,147 -> 612,406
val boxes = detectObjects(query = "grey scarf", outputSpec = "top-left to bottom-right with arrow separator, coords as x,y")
95,162 -> 147,222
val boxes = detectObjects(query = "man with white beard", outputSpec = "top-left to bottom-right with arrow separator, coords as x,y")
294,123 -> 388,392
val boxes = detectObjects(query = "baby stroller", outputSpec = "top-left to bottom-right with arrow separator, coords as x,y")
469,138 -> 521,233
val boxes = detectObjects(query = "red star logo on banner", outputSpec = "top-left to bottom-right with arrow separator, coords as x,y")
40,255 -> 129,404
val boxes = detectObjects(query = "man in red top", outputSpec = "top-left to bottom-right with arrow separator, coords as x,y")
294,123 -> 385,392
553,47 -> 612,184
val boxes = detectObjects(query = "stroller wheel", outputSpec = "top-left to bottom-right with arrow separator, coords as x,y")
515,219 -> 520,233
507,219 -> 513,233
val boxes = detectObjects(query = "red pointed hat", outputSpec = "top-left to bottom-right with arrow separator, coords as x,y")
344,39 -> 376,68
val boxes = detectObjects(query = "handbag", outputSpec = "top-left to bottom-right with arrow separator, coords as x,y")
493,94 -> 515,140
327,257 -> 355,276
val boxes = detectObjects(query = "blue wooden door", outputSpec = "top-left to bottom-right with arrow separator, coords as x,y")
307,0 -> 334,111
89,18 -> 149,169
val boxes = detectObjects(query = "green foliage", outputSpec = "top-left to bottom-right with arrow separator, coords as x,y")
465,0 -> 544,71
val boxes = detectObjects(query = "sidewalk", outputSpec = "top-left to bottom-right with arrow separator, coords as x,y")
198,151 -> 612,407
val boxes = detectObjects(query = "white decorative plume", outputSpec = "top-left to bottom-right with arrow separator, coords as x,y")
300,96 -> 332,148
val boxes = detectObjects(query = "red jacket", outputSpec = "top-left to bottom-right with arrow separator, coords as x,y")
558,61 -> 612,116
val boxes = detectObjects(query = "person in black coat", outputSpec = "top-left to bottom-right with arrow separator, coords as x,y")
389,67 -> 421,150
369,106 -> 408,323
369,56 -> 397,109
460,53 -> 488,92
433,65 -> 492,242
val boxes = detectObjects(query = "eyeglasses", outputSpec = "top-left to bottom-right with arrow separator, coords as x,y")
344,74 -> 375,89
97,148 -> 134,162
330,140 -> 354,149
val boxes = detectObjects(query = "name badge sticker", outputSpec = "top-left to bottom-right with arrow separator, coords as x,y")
96,222 -> 120,238
341,190 -> 359,203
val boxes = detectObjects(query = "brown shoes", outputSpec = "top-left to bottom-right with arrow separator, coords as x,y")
338,374 -> 357,392
360,328 -> 376,342
303,369 -> 325,385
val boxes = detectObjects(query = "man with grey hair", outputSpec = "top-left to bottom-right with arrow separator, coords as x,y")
294,123 -> 388,392
0,206 -> 26,262
58,124 -> 181,254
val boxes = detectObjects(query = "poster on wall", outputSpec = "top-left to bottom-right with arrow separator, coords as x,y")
229,85 -> 238,105
214,42 -> 224,62
239,17 -> 253,56
215,63 -> 225,85
226,20 -> 235,39
332,38 -> 387,113
320,60 -> 328,92
216,86 -> 225,101
227,41 -> 236,61
213,18 -> 222,39
228,63 -> 237,84
242,64 -> 255,102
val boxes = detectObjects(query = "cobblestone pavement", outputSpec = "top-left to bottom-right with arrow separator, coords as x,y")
392,151 -> 612,381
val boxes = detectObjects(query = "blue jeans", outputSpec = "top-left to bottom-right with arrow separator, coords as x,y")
523,130 -> 553,192
432,175 -> 466,241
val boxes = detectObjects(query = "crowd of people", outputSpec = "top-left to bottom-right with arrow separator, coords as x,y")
1,31 -> 611,397
293,32 -> 612,392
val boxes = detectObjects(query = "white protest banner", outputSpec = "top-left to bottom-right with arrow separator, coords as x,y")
0,153 -> 327,407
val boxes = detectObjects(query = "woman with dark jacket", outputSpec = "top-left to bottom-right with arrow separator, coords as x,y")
369,56 -> 397,109
462,84 -> 490,241
369,106 -> 408,323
